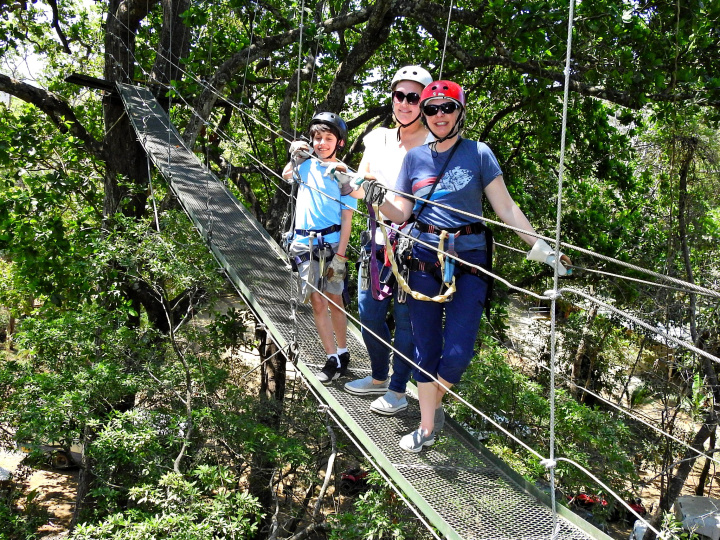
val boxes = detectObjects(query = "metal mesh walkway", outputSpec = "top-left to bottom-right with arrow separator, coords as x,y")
118,82 -> 611,540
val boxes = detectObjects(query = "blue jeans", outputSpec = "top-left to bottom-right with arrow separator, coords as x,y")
407,248 -> 489,385
357,253 -> 414,393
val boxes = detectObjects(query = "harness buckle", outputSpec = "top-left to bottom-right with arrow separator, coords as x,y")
360,249 -> 370,291
395,236 -> 413,304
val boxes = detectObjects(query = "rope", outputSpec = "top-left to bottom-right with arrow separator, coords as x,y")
438,0 -> 454,80
377,211 -> 457,302
294,0 -> 305,138
378,182 -> 720,300
240,1 -> 259,101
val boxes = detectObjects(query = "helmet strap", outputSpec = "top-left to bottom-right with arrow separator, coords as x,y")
427,115 -> 462,148
394,112 -> 422,141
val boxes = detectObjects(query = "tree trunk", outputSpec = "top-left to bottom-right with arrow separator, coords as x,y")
695,426 -> 716,496
571,303 -> 598,399
250,324 -> 288,537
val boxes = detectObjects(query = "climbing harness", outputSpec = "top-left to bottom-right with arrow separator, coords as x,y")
364,202 -> 397,301
406,220 -> 496,319
289,232 -> 335,303
378,217 -> 455,303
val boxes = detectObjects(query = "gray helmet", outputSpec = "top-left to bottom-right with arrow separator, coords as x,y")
308,111 -> 348,143
391,65 -> 433,90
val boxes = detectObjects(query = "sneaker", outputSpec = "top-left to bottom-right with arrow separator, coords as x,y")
338,352 -> 350,377
344,376 -> 389,395
317,356 -> 340,384
370,391 -> 408,416
399,428 -> 435,453
434,405 -> 445,432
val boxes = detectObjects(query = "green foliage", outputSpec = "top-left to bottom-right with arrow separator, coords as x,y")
0,486 -> 48,540
452,342 -> 637,495
327,471 -> 430,540
1,0 -> 719,535
70,468 -> 263,540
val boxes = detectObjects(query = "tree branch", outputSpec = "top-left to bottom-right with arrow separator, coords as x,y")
183,5 -> 375,148
0,74 -> 103,158
46,0 -> 71,54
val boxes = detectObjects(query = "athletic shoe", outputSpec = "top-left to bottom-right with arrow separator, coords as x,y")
344,376 -> 389,395
370,391 -> 408,416
434,405 -> 445,432
338,352 -> 350,377
399,428 -> 435,453
317,356 -> 340,384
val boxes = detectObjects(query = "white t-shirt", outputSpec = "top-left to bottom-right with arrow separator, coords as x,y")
362,127 -> 434,244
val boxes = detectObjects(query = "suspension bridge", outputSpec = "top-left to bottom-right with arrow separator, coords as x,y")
117,81 -> 618,540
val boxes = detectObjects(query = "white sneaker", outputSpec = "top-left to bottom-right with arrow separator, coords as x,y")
399,428 -> 435,453
370,391 -> 408,416
344,376 -> 389,395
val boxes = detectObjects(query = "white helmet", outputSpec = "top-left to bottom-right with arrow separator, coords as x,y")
391,65 -> 433,90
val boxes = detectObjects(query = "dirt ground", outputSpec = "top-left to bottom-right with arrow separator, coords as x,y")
0,448 -> 76,539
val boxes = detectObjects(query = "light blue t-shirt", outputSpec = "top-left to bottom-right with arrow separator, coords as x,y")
396,139 -> 502,252
293,159 -> 358,245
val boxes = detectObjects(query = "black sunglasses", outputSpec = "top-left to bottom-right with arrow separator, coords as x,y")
423,102 -> 460,116
392,90 -> 421,105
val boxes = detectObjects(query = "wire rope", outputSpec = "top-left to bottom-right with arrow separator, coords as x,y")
545,1 -> 578,533
438,0 -> 454,80
293,0 -> 305,138
241,1 -> 259,101
516,343 -> 720,469
377,182 -> 720,300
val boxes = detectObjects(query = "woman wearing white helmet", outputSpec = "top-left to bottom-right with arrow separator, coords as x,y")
343,65 -> 434,416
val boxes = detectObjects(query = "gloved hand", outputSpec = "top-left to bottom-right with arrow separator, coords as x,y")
326,253 -> 348,283
362,180 -> 386,207
289,140 -> 312,163
320,161 -> 356,195
527,239 -> 571,276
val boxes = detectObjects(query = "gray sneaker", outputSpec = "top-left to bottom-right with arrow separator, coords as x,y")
344,376 -> 389,395
399,428 -> 435,453
370,391 -> 408,416
434,405 -> 445,432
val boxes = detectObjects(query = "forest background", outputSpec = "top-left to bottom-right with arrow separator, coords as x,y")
0,0 -> 719,539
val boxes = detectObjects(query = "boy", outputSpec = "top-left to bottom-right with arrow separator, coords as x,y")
282,112 -> 358,384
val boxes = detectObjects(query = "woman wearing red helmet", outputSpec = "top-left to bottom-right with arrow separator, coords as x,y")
370,80 -> 571,453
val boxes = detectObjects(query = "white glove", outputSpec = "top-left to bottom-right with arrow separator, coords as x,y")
527,239 -> 568,276
326,253 -> 347,283
289,140 -> 312,163
320,162 -> 356,195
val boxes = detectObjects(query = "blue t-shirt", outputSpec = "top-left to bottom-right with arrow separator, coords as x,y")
396,139 -> 502,252
293,159 -> 358,245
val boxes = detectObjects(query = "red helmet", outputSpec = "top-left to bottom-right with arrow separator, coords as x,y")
420,80 -> 465,108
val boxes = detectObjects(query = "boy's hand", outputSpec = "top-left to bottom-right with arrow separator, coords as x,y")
289,140 -> 312,163
320,162 -> 356,195
526,239 -> 572,276
354,173 -> 376,187
326,253 -> 347,283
